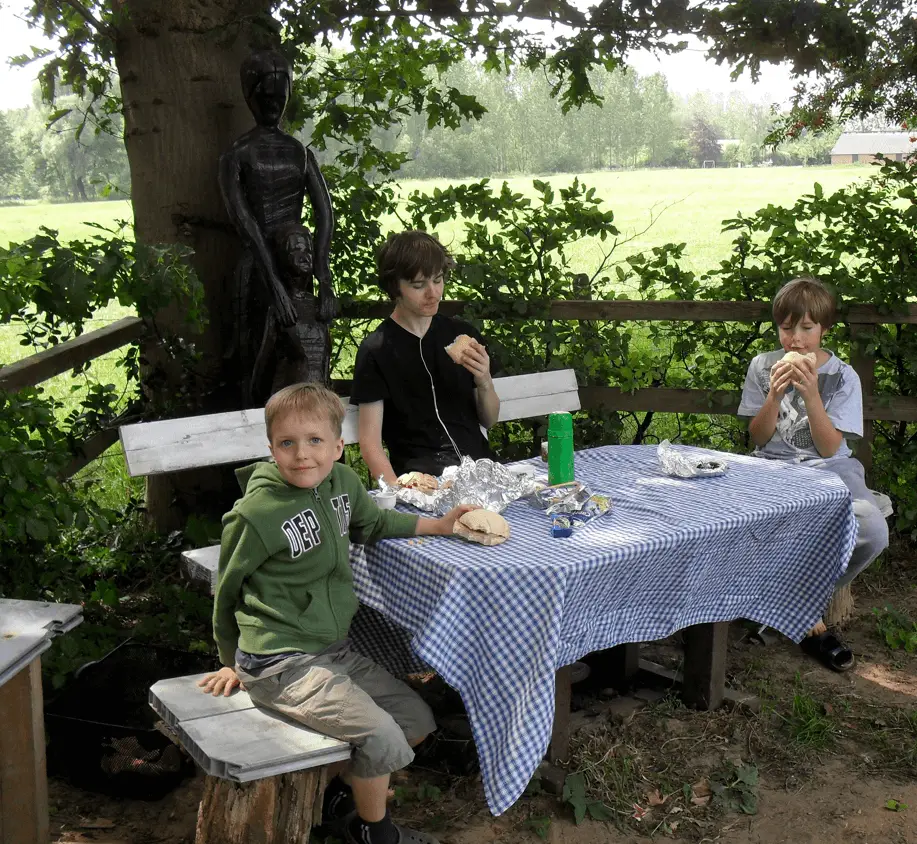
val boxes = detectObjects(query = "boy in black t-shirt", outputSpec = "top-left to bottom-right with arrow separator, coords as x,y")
350,231 -> 500,482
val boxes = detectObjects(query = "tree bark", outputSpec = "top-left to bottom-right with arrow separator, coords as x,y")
194,769 -> 329,844
114,1 -> 274,527
824,584 -> 855,627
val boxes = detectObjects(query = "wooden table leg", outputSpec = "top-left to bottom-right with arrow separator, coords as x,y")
548,665 -> 572,764
682,622 -> 727,710
583,642 -> 640,692
0,658 -> 48,844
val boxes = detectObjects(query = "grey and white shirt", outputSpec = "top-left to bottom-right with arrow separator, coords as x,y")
737,349 -> 862,462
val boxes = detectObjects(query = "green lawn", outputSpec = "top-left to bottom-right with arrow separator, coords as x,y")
0,164 -> 873,507
0,164 -> 871,381
0,199 -> 134,247
0,162 -> 870,409
393,164 -> 868,281
2,165 -> 866,266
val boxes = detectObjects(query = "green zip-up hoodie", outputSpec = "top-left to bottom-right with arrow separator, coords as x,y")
213,461 -> 419,666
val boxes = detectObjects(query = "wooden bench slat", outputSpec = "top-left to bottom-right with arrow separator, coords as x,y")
182,546 -> 222,592
489,369 -> 578,402
150,673 -> 256,724
0,601 -> 84,688
499,391 -> 580,421
177,708 -> 350,782
120,409 -> 272,477
121,369 -> 579,477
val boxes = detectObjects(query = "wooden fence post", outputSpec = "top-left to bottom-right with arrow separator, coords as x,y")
849,323 -> 876,480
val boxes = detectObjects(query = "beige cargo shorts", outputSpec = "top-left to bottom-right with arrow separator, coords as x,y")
238,642 -> 436,779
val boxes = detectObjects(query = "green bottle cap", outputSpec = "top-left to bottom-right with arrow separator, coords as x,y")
548,412 -> 573,435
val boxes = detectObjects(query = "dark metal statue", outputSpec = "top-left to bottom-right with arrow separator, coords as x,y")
219,49 -> 336,405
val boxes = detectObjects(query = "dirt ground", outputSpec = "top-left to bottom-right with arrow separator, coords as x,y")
49,543 -> 917,844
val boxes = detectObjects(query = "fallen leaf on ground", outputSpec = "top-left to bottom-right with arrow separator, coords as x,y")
691,779 -> 712,799
691,795 -> 711,807
647,789 -> 666,806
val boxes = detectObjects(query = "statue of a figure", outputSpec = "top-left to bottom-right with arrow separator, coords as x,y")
219,49 -> 336,405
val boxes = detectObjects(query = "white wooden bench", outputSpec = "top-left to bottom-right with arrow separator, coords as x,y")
119,369 -> 580,843
122,369 -> 581,594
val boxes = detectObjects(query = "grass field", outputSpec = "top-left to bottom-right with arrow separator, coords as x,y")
395,165 -> 867,280
0,199 -> 134,247
1,165 -> 869,379
0,166 -> 870,501
2,165 -> 866,266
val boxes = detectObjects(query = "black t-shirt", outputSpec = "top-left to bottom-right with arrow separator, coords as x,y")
350,315 -> 495,476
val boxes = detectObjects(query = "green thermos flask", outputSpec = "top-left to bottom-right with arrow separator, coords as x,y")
547,412 -> 575,485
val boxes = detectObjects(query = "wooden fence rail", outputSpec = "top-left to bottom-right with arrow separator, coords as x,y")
0,317 -> 145,394
2,300 -> 916,478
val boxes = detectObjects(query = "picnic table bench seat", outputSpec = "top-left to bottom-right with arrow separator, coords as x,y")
119,369 -> 581,843
150,674 -> 350,781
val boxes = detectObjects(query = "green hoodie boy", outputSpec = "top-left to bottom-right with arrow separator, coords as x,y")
213,460 -> 418,666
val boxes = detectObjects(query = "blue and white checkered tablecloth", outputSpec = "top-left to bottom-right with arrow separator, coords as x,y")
350,445 -> 857,816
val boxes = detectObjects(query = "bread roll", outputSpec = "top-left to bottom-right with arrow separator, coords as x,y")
397,472 -> 439,494
452,509 -> 510,546
445,334 -> 476,364
771,350 -> 816,372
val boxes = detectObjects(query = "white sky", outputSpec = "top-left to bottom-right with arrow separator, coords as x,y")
0,0 -> 798,111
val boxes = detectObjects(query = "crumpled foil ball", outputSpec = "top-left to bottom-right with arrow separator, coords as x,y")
657,440 -> 728,479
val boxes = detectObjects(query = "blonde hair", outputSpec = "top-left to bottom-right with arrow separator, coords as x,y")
264,383 -> 345,440
773,276 -> 837,329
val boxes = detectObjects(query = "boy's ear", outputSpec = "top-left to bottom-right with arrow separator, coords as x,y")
334,437 -> 344,460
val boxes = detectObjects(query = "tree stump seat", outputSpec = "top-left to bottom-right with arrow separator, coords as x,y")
824,584 -> 855,627
150,675 -> 351,844
823,491 -> 892,628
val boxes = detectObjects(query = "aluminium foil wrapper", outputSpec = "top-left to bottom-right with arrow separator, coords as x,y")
657,440 -> 728,478
394,456 -> 543,514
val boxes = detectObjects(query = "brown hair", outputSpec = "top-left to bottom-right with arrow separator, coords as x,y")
264,383 -> 345,440
772,276 -> 837,329
376,230 -> 456,300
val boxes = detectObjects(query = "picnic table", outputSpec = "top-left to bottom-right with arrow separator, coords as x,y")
350,444 -> 857,815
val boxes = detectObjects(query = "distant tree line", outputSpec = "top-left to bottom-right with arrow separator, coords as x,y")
0,62 -> 843,202
0,86 -> 130,202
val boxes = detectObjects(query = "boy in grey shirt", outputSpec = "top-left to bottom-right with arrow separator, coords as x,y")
738,277 -> 888,671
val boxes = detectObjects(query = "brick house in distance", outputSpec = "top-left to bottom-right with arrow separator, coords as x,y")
830,132 -> 917,164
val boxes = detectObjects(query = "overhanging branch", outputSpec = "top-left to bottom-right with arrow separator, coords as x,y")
62,0 -> 113,37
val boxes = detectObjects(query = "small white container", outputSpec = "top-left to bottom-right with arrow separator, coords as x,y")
376,492 -> 397,510
508,464 -> 536,479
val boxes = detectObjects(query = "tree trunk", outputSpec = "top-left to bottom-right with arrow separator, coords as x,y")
194,769 -> 329,844
114,1 -> 274,528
